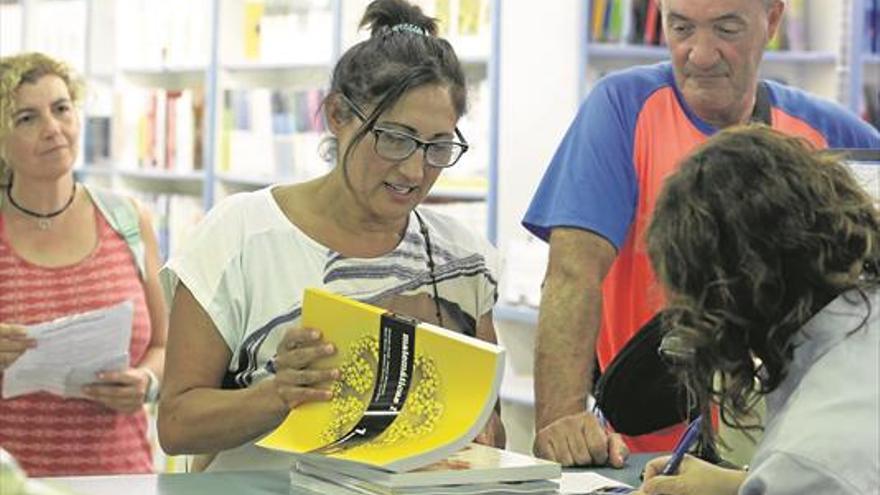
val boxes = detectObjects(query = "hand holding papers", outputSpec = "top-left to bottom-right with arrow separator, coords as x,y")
0,324 -> 36,371
1,301 -> 134,399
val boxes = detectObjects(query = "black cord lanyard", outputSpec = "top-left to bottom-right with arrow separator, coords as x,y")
5,177 -> 77,230
413,209 -> 444,328
750,82 -> 772,126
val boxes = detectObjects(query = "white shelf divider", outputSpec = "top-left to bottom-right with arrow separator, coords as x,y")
117,169 -> 205,196
495,304 -> 539,326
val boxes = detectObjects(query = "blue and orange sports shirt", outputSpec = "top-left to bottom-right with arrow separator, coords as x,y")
523,62 -> 880,452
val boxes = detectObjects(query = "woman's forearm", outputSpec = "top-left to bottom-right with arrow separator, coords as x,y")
158,379 -> 288,455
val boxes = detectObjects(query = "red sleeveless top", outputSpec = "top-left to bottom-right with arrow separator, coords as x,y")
0,210 -> 153,476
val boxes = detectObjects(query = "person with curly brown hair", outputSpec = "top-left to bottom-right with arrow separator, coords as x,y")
634,125 -> 879,495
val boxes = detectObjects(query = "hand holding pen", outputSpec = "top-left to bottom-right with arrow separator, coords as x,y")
633,415 -> 746,495
661,415 -> 703,475
580,416 -> 703,495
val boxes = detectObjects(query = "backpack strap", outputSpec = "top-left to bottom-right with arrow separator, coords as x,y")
750,81 -> 773,126
83,183 -> 147,281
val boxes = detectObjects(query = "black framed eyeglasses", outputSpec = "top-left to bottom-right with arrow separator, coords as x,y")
339,93 -> 469,168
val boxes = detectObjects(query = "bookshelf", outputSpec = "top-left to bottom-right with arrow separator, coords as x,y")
582,0 -> 850,104
586,41 -> 840,61
7,0 -> 497,262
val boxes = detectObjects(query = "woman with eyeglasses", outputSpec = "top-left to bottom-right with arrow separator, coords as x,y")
633,126 -> 879,495
158,0 -> 504,472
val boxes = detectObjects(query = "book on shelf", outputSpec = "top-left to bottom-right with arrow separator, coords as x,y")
867,0 -> 879,54
627,0 -> 644,44
115,87 -> 204,173
765,0 -> 811,52
456,0 -> 486,37
430,0 -> 490,40
783,0 -> 809,52
116,0 -> 210,68
605,0 -> 626,43
132,192 -> 204,260
256,288 -> 506,473
221,87 -> 327,181
243,0 -> 264,61
864,84 -> 879,130
766,17 -> 786,51
233,0 -> 333,64
589,0 -> 627,43
84,116 -> 112,166
642,0 -> 661,46
590,0 -> 609,42
292,443 -> 561,495
592,0 -> 813,51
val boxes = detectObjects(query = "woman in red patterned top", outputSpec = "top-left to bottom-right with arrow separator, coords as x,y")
0,53 -> 167,476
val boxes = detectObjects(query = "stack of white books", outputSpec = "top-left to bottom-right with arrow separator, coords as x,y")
289,443 -> 562,495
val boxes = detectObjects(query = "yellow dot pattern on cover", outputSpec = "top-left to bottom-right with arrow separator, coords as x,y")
323,335 -> 445,448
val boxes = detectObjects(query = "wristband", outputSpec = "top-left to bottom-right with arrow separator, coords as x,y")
141,367 -> 160,403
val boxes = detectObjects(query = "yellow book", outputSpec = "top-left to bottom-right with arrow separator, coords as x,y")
435,0 -> 451,36
457,0 -> 483,36
591,0 -> 608,42
257,288 -> 505,473
243,1 -> 264,61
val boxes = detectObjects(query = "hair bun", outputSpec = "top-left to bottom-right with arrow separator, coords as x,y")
360,0 -> 438,37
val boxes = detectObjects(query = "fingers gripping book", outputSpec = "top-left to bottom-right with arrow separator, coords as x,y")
257,288 -> 506,473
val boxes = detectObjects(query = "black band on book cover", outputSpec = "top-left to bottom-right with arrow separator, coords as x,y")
311,312 -> 417,454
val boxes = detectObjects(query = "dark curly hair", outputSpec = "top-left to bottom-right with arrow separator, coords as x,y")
323,0 -> 467,184
646,125 -> 880,446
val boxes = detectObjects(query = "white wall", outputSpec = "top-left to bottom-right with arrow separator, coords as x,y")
494,0 -> 584,454
496,0 -> 582,259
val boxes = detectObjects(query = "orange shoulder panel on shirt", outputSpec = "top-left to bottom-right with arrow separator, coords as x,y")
771,108 -> 829,149
599,87 -> 705,371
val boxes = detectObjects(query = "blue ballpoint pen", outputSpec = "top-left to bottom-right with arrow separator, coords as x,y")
660,415 -> 704,475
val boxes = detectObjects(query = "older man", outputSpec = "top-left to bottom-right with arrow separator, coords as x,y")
523,0 -> 880,467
